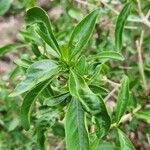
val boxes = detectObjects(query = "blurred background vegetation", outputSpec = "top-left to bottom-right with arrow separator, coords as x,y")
0,0 -> 150,149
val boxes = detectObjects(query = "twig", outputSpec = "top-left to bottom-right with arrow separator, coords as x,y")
146,134 -> 150,145
54,140 -> 65,150
102,76 -> 121,87
119,105 -> 141,124
100,0 -> 119,15
104,86 -> 118,101
103,76 -> 120,101
136,0 -> 150,27
136,30 -> 148,93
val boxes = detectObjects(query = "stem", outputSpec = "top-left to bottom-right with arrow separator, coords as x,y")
136,30 -> 148,93
119,105 -> 141,124
104,86 -> 118,101
102,76 -> 120,87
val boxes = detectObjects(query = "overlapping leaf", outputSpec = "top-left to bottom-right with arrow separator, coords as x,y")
69,70 -> 111,137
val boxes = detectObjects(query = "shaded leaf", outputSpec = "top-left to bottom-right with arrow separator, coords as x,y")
65,98 -> 89,150
44,93 -> 69,106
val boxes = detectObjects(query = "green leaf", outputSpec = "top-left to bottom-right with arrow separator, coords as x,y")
92,51 -> 125,61
0,0 -> 11,15
68,9 -> 99,58
14,59 -> 31,69
31,43 -> 42,57
27,0 -> 36,8
37,128 -> 45,150
65,98 -> 89,150
115,2 -> 132,51
118,129 -> 135,150
75,55 -> 87,76
25,7 -> 61,55
0,43 -> 26,57
20,80 -> 51,130
44,93 -> 69,106
116,76 -> 129,123
10,60 -> 59,97
134,109 -> 150,122
69,70 -> 111,137
89,85 -> 108,96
